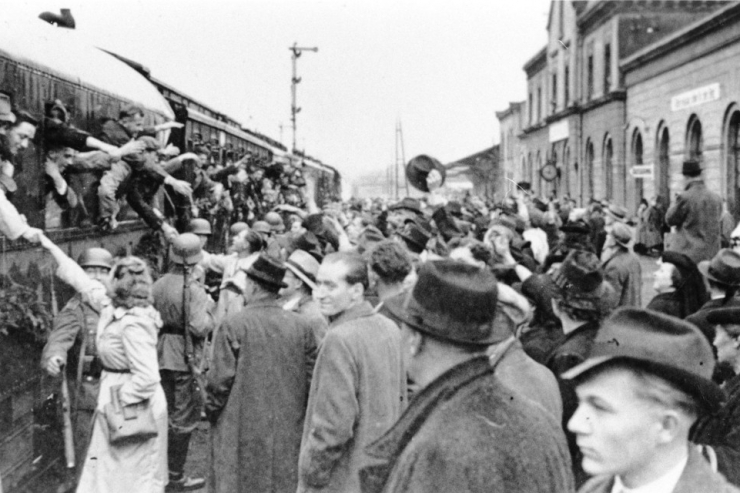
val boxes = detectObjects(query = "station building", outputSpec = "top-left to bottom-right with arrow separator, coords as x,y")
499,0 -> 729,213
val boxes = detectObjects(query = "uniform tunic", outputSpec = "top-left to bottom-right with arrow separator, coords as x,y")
76,305 -> 168,493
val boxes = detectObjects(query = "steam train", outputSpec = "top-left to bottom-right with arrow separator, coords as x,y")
0,15 -> 339,492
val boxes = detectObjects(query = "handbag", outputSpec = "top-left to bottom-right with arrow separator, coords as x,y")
103,384 -> 158,444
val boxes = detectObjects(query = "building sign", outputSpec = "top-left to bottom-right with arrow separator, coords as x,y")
671,83 -> 720,112
549,120 -> 569,142
629,164 -> 653,179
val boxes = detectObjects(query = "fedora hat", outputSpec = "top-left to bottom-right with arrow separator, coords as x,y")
284,249 -> 319,290
682,159 -> 702,176
244,253 -> 287,289
610,222 -> 632,248
698,249 -> 740,287
389,197 -> 422,216
553,250 -> 606,311
406,155 -> 446,193
398,222 -> 431,254
384,260 -> 500,346
563,307 -> 724,413
604,204 -> 628,222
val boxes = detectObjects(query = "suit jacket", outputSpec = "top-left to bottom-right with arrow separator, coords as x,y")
665,180 -> 722,263
578,446 -> 740,492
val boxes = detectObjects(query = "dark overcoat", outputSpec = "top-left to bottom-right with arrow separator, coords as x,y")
205,298 -> 318,493
692,374 -> 740,486
665,179 -> 722,263
578,446 -> 740,493
359,357 -> 574,493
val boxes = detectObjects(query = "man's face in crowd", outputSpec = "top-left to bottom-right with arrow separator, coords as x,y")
714,326 -> 740,367
121,112 -> 145,135
314,260 -> 357,317
280,269 -> 303,299
84,266 -> 110,283
568,367 -> 663,481
8,122 -> 36,156
652,261 -> 674,293
231,230 -> 250,253
50,147 -> 75,170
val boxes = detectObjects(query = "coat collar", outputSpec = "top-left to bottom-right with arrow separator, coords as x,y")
360,356 -> 492,493
246,298 -> 282,310
685,179 -> 706,191
328,300 -> 375,327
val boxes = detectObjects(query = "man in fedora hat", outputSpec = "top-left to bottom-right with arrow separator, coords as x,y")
601,222 -> 642,308
360,260 -> 574,493
207,253 -> 318,493
565,308 -> 738,493
692,306 -> 740,486
153,233 -> 216,491
395,221 -> 431,256
687,249 -> 740,343
298,252 -> 406,493
665,159 -> 722,263
281,249 -> 328,344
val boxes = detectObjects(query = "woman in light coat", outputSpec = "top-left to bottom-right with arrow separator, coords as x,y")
75,256 -> 168,493
38,237 -> 168,493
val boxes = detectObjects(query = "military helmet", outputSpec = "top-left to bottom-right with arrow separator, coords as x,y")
188,218 -> 212,236
170,233 -> 203,265
77,247 -> 113,270
230,221 -> 249,236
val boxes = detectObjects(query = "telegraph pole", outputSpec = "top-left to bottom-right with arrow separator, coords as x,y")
290,43 -> 318,152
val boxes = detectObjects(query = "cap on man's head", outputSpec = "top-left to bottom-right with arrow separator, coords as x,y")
562,307 -> 724,413
188,218 -> 212,236
610,222 -> 632,248
384,260 -> 500,346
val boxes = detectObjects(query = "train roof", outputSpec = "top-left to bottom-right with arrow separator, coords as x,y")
0,17 -> 174,119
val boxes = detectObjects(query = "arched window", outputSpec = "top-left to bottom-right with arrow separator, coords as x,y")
725,106 -> 740,218
585,139 -> 594,201
632,129 -> 644,207
687,114 -> 703,162
656,124 -> 670,207
603,134 -> 614,200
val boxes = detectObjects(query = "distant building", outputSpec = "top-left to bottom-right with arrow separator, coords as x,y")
445,146 -> 500,200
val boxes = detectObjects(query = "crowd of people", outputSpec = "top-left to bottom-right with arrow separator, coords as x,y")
3,93 -> 740,492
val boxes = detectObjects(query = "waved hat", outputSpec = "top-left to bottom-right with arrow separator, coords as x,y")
230,221 -> 249,236
264,211 -> 286,233
406,155 -> 446,193
682,159 -> 702,176
245,253 -> 287,288
389,197 -> 422,216
610,222 -> 632,248
605,204 -> 628,222
563,307 -> 724,413
698,249 -> 740,287
398,222 -> 431,254
188,218 -> 212,236
284,249 -> 319,290
170,233 -> 203,265
252,221 -> 272,235
384,260 -> 499,346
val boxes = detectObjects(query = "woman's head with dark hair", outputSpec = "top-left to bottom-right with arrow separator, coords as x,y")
109,256 -> 153,309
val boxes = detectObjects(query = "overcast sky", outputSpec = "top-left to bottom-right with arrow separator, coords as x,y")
7,0 -> 551,183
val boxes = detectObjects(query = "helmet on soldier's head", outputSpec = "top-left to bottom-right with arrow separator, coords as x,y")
188,218 -> 212,236
230,221 -> 249,236
77,248 -> 113,270
170,233 -> 203,265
